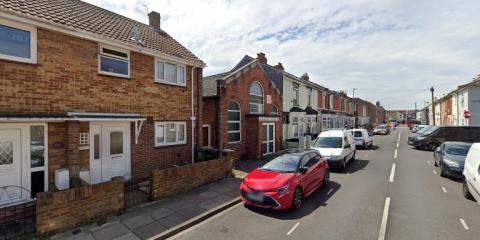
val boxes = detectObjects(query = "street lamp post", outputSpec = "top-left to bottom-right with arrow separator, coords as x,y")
430,87 -> 435,126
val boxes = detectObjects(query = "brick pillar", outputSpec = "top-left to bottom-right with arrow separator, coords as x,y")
66,121 -> 80,178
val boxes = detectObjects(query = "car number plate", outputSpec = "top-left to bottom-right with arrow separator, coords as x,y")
248,193 -> 263,202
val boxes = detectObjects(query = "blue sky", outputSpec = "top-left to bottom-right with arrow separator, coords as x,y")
85,0 -> 480,110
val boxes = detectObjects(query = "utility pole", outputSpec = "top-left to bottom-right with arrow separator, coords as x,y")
352,88 -> 356,128
430,87 -> 435,125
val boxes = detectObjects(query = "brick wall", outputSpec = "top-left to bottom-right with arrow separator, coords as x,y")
36,177 -> 124,234
151,156 -> 235,200
0,28 -> 203,181
202,97 -> 217,147
333,95 -> 341,111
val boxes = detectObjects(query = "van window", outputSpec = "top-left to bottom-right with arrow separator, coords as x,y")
354,131 -> 362,137
314,137 -> 342,148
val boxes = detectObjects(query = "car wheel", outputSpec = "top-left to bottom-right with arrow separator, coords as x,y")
341,158 -> 347,171
434,158 -> 438,167
439,162 -> 446,178
323,169 -> 330,187
292,187 -> 303,210
463,179 -> 474,200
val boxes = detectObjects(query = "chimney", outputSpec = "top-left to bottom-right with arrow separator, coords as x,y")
274,62 -> 284,71
301,73 -> 310,81
148,11 -> 161,30
256,52 -> 267,64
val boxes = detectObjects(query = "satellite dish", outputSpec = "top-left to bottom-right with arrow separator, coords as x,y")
130,25 -> 145,46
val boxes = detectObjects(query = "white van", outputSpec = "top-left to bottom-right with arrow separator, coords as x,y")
349,129 -> 373,149
312,130 -> 356,170
463,143 -> 480,203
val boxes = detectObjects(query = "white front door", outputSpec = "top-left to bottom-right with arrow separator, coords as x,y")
0,129 -> 22,204
262,123 -> 275,155
90,122 -> 131,184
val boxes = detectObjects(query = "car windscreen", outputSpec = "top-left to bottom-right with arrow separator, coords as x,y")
421,126 -> 439,136
354,131 -> 362,137
375,126 -> 386,129
260,154 -> 300,173
416,126 -> 432,134
313,137 -> 342,148
445,144 -> 472,156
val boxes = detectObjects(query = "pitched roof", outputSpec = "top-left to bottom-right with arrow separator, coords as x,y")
0,0 -> 205,66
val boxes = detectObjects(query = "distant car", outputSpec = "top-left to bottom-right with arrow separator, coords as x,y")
311,130 -> 356,170
433,142 -> 472,178
409,126 -> 480,151
412,124 -> 428,133
349,129 -> 373,149
463,143 -> 480,202
240,149 -> 329,210
374,125 -> 390,135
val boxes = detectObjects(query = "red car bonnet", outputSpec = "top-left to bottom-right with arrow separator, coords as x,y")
244,168 -> 295,191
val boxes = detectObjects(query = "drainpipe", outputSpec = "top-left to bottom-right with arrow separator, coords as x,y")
191,67 -> 196,164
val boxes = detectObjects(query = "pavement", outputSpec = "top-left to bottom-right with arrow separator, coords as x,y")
48,177 -> 241,240
170,126 -> 480,240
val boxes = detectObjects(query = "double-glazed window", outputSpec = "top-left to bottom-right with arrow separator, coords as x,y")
0,19 -> 37,63
99,45 -> 130,78
293,83 -> 300,106
250,82 -> 264,114
155,122 -> 186,146
228,101 -> 241,143
155,60 -> 186,86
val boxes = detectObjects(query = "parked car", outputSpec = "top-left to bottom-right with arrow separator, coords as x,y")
412,124 -> 428,133
409,126 -> 480,151
311,130 -> 356,170
463,143 -> 480,202
349,129 -> 373,149
240,149 -> 329,210
433,142 -> 472,178
374,124 -> 390,135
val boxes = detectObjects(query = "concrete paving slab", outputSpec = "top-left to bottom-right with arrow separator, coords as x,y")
198,190 -> 219,199
91,222 -> 129,240
147,207 -> 175,220
132,221 -> 167,240
112,232 -> 141,240
120,213 -> 154,230
198,199 -> 223,210
176,206 -> 207,219
157,213 -> 188,229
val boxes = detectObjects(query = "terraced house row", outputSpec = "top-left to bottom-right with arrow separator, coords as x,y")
0,0 -> 386,235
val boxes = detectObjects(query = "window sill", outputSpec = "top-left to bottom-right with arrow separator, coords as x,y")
98,71 -> 131,79
0,57 -> 38,65
154,80 -> 187,88
154,142 -> 188,148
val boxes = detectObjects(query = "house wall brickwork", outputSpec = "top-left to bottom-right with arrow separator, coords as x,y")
36,177 -> 124,234
151,156 -> 235,200
202,97 -> 217,146
0,28 -> 203,182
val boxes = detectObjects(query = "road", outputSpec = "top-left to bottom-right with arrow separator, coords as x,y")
171,127 -> 480,240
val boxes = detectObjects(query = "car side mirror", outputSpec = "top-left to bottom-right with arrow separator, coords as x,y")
435,147 -> 441,153
298,167 -> 308,174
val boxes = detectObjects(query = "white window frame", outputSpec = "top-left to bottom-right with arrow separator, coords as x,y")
154,58 -> 187,87
0,18 -> 37,64
249,82 -> 264,114
293,84 -> 300,106
154,122 -> 187,147
98,44 -> 131,78
307,87 -> 312,106
322,94 -> 326,109
228,101 -> 241,143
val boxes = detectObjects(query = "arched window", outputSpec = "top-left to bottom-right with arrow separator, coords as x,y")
271,106 -> 278,116
227,101 -> 241,143
250,82 -> 264,114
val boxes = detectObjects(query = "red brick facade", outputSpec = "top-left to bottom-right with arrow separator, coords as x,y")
0,28 -> 203,185
203,63 -> 283,160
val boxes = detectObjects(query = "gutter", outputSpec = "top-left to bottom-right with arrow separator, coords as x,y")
191,67 -> 197,164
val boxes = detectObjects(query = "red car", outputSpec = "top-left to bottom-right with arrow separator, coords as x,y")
240,150 -> 329,210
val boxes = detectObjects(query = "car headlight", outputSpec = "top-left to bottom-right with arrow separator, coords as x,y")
443,159 -> 459,167
417,136 -> 425,140
276,184 -> 289,195
330,155 -> 341,160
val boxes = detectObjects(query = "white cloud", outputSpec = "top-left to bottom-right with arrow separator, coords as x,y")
84,0 -> 480,109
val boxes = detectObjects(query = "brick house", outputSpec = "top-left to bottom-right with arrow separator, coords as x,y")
202,55 -> 283,160
0,0 -> 205,205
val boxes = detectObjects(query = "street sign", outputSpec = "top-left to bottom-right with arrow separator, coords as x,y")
464,110 -> 472,119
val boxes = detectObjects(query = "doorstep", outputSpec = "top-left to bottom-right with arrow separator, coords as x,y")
48,177 -> 242,240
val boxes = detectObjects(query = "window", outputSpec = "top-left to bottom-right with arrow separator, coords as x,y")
271,106 -> 279,116
460,94 -> 465,108
306,116 -> 316,134
307,87 -> 312,106
155,59 -> 186,86
250,82 -> 264,114
228,101 -> 241,143
30,125 -> 45,168
329,95 -> 334,109
79,133 -> 89,145
155,122 -> 187,146
110,132 -> 124,155
99,45 -> 130,78
0,141 -> 13,165
93,134 -> 100,160
322,94 -> 326,109
292,117 -> 299,138
0,19 -> 37,63
293,83 -> 300,106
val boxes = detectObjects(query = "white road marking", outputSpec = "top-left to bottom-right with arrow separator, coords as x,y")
327,188 -> 334,195
287,222 -> 300,235
396,142 -> 399,148
460,218 -> 469,230
394,149 -> 398,159
442,187 -> 447,193
378,197 -> 391,240
389,164 -> 396,183
427,161 -> 431,164
433,170 -> 437,175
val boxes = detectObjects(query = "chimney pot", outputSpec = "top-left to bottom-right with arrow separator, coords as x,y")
256,52 -> 267,64
274,62 -> 284,71
148,11 -> 161,30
